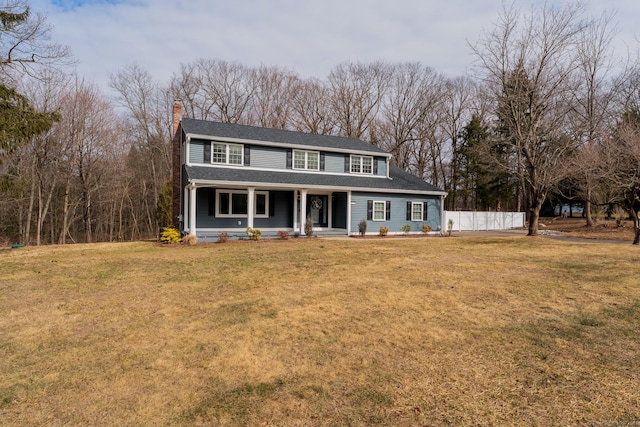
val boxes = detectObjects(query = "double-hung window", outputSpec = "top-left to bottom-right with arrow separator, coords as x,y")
212,143 -> 243,165
372,201 -> 386,221
411,203 -> 423,221
293,150 -> 319,171
216,190 -> 269,217
351,155 -> 373,174
367,200 -> 390,221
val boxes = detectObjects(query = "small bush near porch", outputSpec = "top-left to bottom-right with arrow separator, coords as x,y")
1,238 -> 639,426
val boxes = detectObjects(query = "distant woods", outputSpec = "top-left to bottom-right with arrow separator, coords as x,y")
2,1 -> 640,244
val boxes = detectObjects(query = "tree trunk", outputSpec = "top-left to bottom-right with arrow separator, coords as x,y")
584,179 -> 594,227
631,209 -> 640,245
527,193 -> 546,236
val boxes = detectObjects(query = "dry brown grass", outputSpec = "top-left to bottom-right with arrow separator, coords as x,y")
1,237 -> 639,426
541,217 -> 636,241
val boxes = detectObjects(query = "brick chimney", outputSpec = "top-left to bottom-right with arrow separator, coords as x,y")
171,100 -> 183,230
172,99 -> 182,137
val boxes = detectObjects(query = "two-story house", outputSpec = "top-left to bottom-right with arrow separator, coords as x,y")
171,102 -> 447,239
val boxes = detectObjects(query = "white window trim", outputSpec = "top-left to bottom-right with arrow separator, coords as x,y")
350,155 -> 374,174
372,200 -> 386,221
216,190 -> 268,218
411,202 -> 423,221
211,142 -> 244,166
292,150 -> 320,171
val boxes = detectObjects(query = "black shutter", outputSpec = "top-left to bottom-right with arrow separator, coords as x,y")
386,201 -> 391,220
367,200 -> 373,221
269,192 -> 275,217
423,202 -> 429,221
204,141 -> 211,163
406,201 -> 412,221
208,189 -> 215,216
344,155 -> 350,173
320,152 -> 325,171
373,158 -> 378,175
286,149 -> 292,168
244,145 -> 250,166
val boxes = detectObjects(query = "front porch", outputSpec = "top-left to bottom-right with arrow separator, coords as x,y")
181,185 -> 351,240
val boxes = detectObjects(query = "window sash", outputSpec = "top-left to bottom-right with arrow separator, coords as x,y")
362,157 -> 373,174
372,201 -> 386,221
216,190 -> 269,218
351,155 -> 373,174
292,150 -> 319,170
211,143 -> 243,165
411,202 -> 423,221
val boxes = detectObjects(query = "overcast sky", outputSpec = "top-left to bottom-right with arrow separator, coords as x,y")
29,0 -> 640,89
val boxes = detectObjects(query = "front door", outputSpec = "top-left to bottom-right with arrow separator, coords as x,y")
309,195 -> 328,227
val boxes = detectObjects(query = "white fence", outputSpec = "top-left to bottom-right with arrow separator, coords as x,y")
444,211 -> 525,232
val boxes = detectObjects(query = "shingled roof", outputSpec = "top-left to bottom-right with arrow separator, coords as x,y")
181,118 -> 389,155
185,165 -> 445,195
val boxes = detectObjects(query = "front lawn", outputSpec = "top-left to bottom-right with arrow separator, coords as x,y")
1,238 -> 638,426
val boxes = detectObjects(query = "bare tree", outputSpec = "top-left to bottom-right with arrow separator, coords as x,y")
328,61 -> 391,140
471,2 -> 586,235
569,11 -> 619,226
55,78 -> 119,243
195,58 -> 256,124
380,63 -> 444,171
250,65 -> 300,129
289,78 -> 336,134
602,111 -> 640,244
0,0 -> 71,79
110,64 -> 172,234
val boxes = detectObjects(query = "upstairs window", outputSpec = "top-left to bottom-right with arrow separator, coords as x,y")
351,155 -> 373,174
212,143 -> 243,165
293,150 -> 319,171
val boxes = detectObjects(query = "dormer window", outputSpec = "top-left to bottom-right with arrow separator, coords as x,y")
350,155 -> 373,174
212,143 -> 243,165
293,150 -> 319,171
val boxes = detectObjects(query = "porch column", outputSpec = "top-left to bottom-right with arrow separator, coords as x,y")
247,187 -> 255,229
300,190 -> 308,233
347,191 -> 352,235
440,195 -> 446,233
293,191 -> 299,233
189,184 -> 197,236
183,186 -> 189,233
328,193 -> 333,229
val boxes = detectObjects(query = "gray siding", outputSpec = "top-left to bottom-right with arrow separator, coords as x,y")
250,146 -> 287,169
188,140 -> 391,178
324,153 -> 345,173
350,192 -> 442,234
376,157 -> 387,176
189,139 -> 207,164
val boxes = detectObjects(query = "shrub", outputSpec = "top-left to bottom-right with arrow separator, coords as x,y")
182,234 -> 198,246
277,230 -> 289,240
160,227 -> 182,244
358,219 -> 367,236
379,226 -> 388,236
447,219 -> 454,236
422,225 -> 432,234
217,231 -> 229,243
304,216 -> 314,237
400,224 -> 411,235
246,227 -> 262,241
